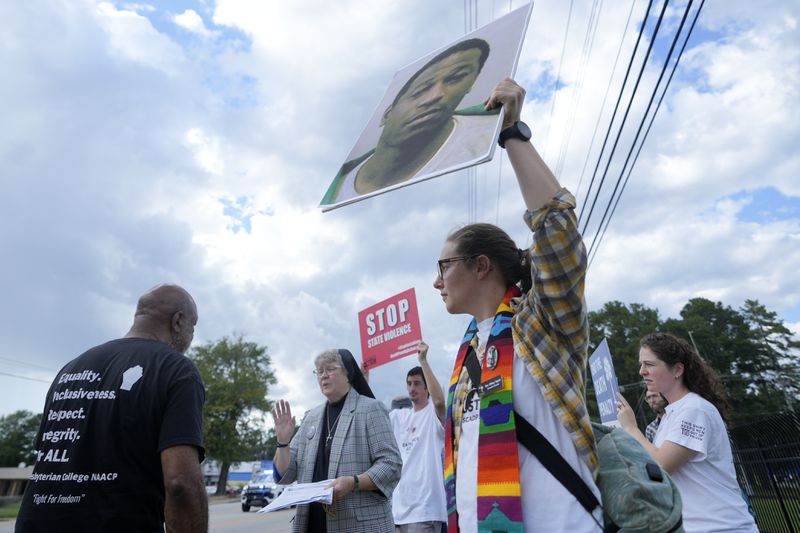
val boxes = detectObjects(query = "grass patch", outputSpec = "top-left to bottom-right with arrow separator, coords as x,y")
0,501 -> 20,521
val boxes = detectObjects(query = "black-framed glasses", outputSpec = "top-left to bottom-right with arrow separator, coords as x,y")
437,255 -> 478,278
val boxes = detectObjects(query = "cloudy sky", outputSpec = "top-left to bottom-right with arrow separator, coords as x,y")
1,0 -> 798,422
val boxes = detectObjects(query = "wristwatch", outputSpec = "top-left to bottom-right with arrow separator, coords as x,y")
498,121 -> 532,149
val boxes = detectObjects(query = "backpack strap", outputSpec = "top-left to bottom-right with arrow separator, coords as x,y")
465,347 -> 607,530
514,412 -> 609,531
513,412 -> 600,513
464,345 -> 482,386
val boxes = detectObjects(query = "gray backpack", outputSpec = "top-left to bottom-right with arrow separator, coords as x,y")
593,423 -> 684,533
515,413 -> 684,533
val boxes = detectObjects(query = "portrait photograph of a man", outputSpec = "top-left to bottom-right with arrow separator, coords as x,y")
320,4 -> 531,210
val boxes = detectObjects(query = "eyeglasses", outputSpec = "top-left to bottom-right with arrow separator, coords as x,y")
313,366 -> 341,377
437,255 -> 478,278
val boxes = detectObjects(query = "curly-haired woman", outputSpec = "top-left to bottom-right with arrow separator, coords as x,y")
617,332 -> 758,533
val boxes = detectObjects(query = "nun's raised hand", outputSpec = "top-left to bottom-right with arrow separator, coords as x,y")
271,399 -> 295,445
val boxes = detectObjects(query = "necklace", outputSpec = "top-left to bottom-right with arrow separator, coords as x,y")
325,404 -> 343,446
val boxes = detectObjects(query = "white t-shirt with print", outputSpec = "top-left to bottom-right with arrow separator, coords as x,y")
456,318 -> 602,533
655,392 -> 757,533
390,400 -> 447,525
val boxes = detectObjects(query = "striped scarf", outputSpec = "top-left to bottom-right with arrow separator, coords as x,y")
444,286 -> 523,533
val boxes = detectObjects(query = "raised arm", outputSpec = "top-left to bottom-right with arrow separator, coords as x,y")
617,393 -> 697,474
490,79 -> 588,350
418,341 -> 446,425
485,78 -> 560,210
271,399 -> 296,481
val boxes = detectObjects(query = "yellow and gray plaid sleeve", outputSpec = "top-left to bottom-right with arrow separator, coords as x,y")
512,188 -> 598,475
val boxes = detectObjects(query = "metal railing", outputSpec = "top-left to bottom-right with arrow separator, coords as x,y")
730,411 -> 800,533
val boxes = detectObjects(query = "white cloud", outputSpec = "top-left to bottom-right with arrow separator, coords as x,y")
172,9 -> 216,39
0,0 -> 797,421
121,3 -> 156,14
95,2 -> 186,73
185,127 -> 224,175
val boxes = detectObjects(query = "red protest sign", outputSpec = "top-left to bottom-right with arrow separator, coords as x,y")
358,288 -> 422,370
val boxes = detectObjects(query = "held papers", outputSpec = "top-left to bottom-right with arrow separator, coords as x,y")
257,480 -> 334,513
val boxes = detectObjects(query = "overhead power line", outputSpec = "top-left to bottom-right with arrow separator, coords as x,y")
465,0 -> 480,223
577,0 -> 657,227
587,0 -> 697,260
0,356 -> 58,372
588,0 -> 707,267
579,0 -> 671,236
0,371 -> 52,384
553,0 -> 604,180
543,0 -> 575,162
493,0 -> 514,225
574,0 -> 638,200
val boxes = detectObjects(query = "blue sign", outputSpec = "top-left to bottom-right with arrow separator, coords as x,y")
589,338 -> 620,425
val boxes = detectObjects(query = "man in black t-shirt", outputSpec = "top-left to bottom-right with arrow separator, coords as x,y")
16,284 -> 208,533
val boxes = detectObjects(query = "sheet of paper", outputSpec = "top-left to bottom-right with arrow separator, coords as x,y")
257,480 -> 334,513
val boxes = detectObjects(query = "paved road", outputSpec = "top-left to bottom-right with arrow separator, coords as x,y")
211,500 -> 294,532
0,500 -> 295,533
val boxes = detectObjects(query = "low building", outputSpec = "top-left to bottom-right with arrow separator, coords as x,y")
0,466 -> 33,499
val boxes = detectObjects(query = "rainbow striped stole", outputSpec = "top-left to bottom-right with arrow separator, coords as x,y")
444,286 -> 524,533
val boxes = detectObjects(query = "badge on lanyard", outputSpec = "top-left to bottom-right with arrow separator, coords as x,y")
478,375 -> 504,397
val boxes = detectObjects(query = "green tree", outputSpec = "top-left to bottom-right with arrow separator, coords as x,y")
0,410 -> 41,467
662,298 -> 749,376
736,299 -> 800,416
190,335 -> 277,495
662,298 -> 800,424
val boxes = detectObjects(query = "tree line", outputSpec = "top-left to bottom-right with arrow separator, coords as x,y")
589,298 -> 800,427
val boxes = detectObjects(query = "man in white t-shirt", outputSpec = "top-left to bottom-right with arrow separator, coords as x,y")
367,341 -> 447,533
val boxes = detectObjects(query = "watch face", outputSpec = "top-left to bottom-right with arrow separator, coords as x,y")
517,121 -> 532,139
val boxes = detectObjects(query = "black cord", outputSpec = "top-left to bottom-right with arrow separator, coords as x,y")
578,0 -> 655,225
579,0 -> 670,235
588,0 -> 707,267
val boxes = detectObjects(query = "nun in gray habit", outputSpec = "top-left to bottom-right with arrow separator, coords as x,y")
272,349 -> 402,533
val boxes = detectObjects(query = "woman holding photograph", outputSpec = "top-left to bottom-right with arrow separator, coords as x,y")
435,78 -> 601,532
616,333 -> 758,532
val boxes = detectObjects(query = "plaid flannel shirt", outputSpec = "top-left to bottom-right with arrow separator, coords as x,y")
645,416 -> 662,443
511,188 -> 599,475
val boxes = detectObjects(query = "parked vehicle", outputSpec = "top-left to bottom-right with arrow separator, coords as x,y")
205,483 -> 241,496
241,473 -> 283,512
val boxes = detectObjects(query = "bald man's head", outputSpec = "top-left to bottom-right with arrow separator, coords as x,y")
129,284 -> 198,353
